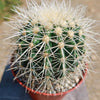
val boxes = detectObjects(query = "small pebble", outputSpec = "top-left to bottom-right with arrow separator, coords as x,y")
65,83 -> 69,87
71,83 -> 76,87
67,80 -> 71,84
74,76 -> 80,83
68,86 -> 72,89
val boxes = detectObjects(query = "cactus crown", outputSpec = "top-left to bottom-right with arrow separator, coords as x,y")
7,0 -> 99,94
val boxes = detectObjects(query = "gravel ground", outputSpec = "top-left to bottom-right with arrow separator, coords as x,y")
0,0 -> 100,100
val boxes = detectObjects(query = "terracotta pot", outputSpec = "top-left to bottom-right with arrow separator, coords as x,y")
11,67 -> 87,100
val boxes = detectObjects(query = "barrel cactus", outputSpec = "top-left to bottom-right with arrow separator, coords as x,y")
7,0 -> 99,94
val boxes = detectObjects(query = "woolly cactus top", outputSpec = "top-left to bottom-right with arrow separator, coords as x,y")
7,0 -> 99,94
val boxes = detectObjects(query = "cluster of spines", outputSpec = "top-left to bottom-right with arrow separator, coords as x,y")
10,18 -> 86,93
6,0 -> 99,94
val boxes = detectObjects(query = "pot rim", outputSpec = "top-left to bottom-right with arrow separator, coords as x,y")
11,64 -> 87,96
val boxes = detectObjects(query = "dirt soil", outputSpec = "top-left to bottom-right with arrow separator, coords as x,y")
0,0 -> 100,100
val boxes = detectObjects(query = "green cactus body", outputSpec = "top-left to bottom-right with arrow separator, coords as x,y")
14,20 -> 85,88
